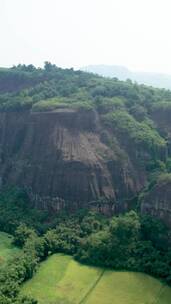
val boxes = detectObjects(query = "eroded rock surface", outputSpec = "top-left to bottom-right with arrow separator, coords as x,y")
141,176 -> 171,227
0,108 -> 146,212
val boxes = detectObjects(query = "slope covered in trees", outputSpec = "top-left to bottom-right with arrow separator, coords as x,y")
0,63 -> 171,222
1,209 -> 171,303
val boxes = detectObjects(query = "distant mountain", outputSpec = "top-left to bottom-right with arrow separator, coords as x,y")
81,65 -> 171,90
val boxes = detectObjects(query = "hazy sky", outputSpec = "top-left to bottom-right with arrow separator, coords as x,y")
1,0 -> 171,73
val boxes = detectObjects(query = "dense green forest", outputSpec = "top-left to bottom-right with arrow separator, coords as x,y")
1,62 -> 171,113
0,63 -> 171,108
0,188 -> 171,303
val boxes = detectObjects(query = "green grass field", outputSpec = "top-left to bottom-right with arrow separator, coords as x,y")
0,231 -> 20,266
21,254 -> 171,304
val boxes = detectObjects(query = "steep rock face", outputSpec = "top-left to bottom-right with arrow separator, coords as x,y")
151,107 -> 171,136
137,108 -> 171,227
141,176 -> 171,227
0,108 -> 146,212
151,107 -> 171,154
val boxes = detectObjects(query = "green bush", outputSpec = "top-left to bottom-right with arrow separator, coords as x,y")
32,97 -> 67,111
95,96 -> 125,113
103,110 -> 166,151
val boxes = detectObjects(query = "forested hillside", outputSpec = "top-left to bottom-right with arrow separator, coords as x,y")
0,63 -> 171,225
1,63 -> 171,303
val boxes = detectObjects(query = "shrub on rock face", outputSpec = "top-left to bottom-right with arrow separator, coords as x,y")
103,110 -> 166,152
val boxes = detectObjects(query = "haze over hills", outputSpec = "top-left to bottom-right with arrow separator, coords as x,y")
81,65 -> 171,90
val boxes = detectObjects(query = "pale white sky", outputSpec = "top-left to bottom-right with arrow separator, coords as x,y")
0,0 -> 171,73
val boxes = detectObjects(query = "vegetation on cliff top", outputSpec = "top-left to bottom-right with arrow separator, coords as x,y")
0,62 -> 170,165
1,63 -> 171,113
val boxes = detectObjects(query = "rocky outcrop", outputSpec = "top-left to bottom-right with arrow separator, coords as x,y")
0,108 -> 146,212
151,107 -> 171,137
141,175 -> 171,227
151,106 -> 171,155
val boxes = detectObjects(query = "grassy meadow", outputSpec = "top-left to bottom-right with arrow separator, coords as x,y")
21,254 -> 171,304
0,231 -> 20,266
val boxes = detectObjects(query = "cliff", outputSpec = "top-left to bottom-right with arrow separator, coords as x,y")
140,105 -> 171,227
0,107 -> 146,213
0,65 -> 171,219
141,174 -> 171,227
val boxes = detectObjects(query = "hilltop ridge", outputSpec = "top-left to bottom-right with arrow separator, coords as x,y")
82,64 -> 171,90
